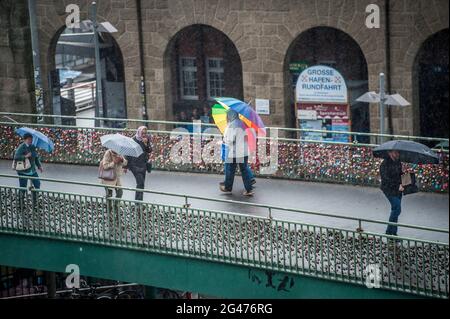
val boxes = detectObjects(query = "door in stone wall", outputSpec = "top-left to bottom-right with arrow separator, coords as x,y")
52,27 -> 127,128
417,29 -> 449,141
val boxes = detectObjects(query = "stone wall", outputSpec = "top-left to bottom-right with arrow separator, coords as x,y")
138,0 -> 388,130
0,0 -> 34,116
0,0 -> 448,136
379,0 -> 449,136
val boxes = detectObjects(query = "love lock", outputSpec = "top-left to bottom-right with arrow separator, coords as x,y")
183,203 -> 191,208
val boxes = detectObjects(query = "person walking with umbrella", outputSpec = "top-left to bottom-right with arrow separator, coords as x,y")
13,133 -> 44,205
13,127 -> 53,208
99,149 -> 128,200
99,133 -> 144,200
99,147 -> 127,232
379,150 -> 404,236
374,140 -> 440,237
212,98 -> 265,191
124,126 -> 152,201
99,133 -> 143,233
219,109 -> 254,196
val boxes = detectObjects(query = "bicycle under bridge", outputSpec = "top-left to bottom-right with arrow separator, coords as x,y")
0,174 -> 448,299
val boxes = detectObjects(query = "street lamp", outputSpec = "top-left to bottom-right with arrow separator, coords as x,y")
357,73 -> 410,143
80,2 -> 117,127
28,0 -> 44,123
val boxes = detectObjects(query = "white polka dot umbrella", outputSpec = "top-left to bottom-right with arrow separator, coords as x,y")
100,134 -> 143,157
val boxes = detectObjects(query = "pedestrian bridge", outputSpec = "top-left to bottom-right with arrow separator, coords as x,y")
0,175 -> 448,299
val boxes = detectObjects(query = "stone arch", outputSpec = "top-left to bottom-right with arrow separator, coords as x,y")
412,28 -> 449,139
162,24 -> 244,124
283,26 -> 370,139
47,24 -> 128,127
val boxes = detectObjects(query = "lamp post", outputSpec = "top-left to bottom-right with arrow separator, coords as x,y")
27,0 -> 44,123
80,2 -> 117,127
90,2 -> 103,127
379,73 -> 386,142
356,73 -> 410,144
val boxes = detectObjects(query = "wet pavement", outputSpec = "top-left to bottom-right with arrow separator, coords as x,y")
0,160 -> 448,242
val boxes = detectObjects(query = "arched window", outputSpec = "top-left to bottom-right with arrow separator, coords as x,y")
165,25 -> 243,127
50,26 -> 127,128
285,27 -> 369,141
415,29 -> 449,139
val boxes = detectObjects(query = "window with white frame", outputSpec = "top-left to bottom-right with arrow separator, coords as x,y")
207,58 -> 225,98
179,57 -> 198,99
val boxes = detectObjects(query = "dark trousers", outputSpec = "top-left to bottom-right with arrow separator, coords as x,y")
224,156 -> 253,192
385,194 -> 402,236
131,169 -> 146,201
18,172 -> 40,204
106,187 -> 123,230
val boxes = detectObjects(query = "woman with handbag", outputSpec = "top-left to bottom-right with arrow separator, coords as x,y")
124,126 -> 152,201
99,149 -> 128,199
13,133 -> 43,204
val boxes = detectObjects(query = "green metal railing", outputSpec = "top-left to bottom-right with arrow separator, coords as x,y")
0,173 -> 448,235
0,174 -> 448,298
0,121 -> 448,193
1,174 -> 449,236
1,111 -> 449,145
0,120 -> 381,147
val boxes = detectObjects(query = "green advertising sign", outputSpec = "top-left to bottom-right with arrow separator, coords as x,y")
289,61 -> 309,73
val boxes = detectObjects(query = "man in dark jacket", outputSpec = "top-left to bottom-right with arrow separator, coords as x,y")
125,126 -> 152,201
380,150 -> 404,236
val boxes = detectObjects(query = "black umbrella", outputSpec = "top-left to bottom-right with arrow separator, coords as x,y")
373,140 -> 440,164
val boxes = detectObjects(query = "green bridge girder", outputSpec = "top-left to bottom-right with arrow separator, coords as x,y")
0,233 -> 417,299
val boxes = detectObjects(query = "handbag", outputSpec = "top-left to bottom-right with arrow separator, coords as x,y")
402,173 -> 419,195
12,158 -> 31,171
98,162 -> 117,181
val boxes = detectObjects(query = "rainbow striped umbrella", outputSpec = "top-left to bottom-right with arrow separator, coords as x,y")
212,97 -> 266,151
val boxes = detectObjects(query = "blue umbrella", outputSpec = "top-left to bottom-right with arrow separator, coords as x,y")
15,127 -> 55,153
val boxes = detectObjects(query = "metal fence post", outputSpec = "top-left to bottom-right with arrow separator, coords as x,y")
356,220 -> 363,233
183,196 -> 190,208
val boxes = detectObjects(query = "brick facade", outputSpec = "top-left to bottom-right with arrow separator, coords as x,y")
0,0 -> 448,136
0,0 -> 34,116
